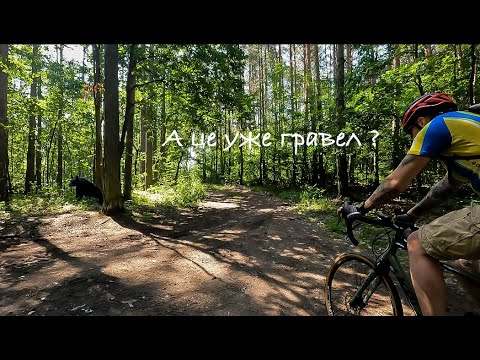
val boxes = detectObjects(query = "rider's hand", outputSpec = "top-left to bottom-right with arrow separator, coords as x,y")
393,213 -> 417,228
336,202 -> 366,224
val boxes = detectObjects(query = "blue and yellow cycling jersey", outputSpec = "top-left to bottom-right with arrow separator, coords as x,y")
407,110 -> 480,195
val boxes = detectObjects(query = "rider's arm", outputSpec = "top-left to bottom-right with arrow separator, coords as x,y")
362,154 -> 431,212
407,172 -> 462,218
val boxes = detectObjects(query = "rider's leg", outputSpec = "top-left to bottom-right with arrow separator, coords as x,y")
410,204 -> 480,316
453,259 -> 480,306
407,230 -> 447,316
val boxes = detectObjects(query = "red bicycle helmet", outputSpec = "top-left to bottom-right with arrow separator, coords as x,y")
401,92 -> 457,134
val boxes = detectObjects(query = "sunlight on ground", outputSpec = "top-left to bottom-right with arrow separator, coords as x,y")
61,204 -> 78,213
0,210 -> 9,222
201,201 -> 239,209
257,208 -> 274,213
135,191 -> 164,203
218,229 -> 245,236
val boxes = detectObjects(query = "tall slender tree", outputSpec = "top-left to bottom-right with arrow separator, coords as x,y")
289,44 -> 297,186
0,44 -> 9,201
469,44 -> 477,105
93,44 -> 103,190
302,44 -> 311,183
312,44 -> 324,187
335,44 -> 348,197
36,74 -> 43,190
102,44 -> 124,214
56,45 -> 64,188
25,44 -> 39,193
122,44 -> 137,200
391,45 -> 402,169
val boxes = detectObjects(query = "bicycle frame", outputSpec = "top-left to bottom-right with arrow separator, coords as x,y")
380,246 -> 422,316
347,224 -> 422,315
343,211 -> 480,316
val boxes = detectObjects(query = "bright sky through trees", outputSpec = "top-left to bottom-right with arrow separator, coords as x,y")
45,44 -> 86,64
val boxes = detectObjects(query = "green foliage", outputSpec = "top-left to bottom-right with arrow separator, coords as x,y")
4,43 -> 479,208
0,186 -> 100,217
132,174 -> 207,209
207,184 -> 226,191
299,184 -> 326,203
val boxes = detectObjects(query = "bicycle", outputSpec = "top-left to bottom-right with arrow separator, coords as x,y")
324,207 -> 480,316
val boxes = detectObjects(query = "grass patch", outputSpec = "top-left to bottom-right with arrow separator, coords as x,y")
294,198 -> 341,233
0,187 -> 100,218
206,184 -> 226,192
250,184 -> 343,236
0,176 -> 207,224
207,183 -> 246,198
131,175 -> 207,210
126,175 -> 207,224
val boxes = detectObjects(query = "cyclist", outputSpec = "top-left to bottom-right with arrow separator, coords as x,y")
338,92 -> 480,316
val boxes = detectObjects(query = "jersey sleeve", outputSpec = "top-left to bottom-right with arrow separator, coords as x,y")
407,116 -> 452,157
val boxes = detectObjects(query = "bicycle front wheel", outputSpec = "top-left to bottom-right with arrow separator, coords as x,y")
325,253 -> 403,316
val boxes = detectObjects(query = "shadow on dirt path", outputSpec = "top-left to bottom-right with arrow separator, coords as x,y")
1,186 -> 477,316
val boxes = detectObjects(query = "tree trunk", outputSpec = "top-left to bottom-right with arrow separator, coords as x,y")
289,44 -> 297,186
239,144 -> 244,185
139,109 -> 146,183
391,45 -> 401,169
302,44 -> 311,184
348,154 -> 355,184
335,44 -> 348,198
102,44 -> 124,214
227,114 -> 232,179
46,122 -> 57,186
25,44 -> 38,193
476,45 -> 480,102
453,44 -> 458,89
159,83 -> 167,181
373,142 -> 379,187
123,44 -> 137,200
413,44 -> 424,95
469,44 -> 477,105
56,46 -> 64,188
262,46 -> 268,184
215,126 -> 219,181
174,153 -> 184,184
145,47 -> 155,188
457,44 -> 463,70
220,115 -> 225,181
56,122 -> 63,187
202,147 -> 207,182
0,44 -> 8,201
93,44 -> 103,190
423,44 -> 432,57
36,76 -> 43,190
312,44 -> 323,187
258,45 -> 264,185
146,124 -> 153,188
277,44 -> 284,183
346,44 -> 353,70
145,107 -> 155,189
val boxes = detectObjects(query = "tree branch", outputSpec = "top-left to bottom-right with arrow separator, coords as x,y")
133,78 -> 165,89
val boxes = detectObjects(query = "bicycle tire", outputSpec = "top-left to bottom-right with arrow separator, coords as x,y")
325,252 -> 404,316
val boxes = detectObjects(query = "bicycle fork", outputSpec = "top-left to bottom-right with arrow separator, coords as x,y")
349,259 -> 390,310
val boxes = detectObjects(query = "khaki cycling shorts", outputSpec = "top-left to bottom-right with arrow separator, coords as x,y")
418,204 -> 480,276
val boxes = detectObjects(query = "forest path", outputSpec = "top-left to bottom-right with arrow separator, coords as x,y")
0,186 -> 475,316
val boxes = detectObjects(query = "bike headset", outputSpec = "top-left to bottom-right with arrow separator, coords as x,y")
402,92 -> 480,183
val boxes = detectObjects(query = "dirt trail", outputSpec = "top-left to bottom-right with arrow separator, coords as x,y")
0,186 -> 476,316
